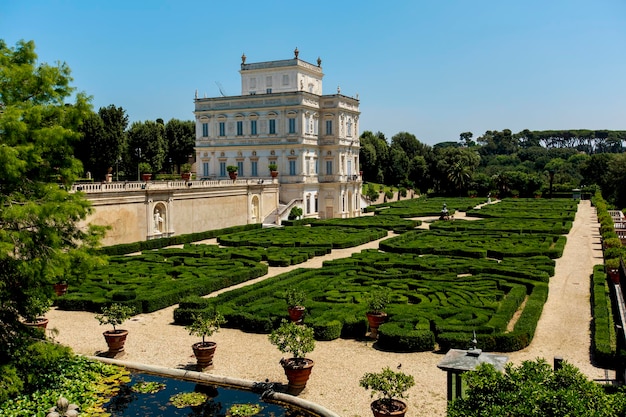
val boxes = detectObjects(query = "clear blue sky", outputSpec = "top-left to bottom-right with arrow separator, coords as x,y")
3,0 -> 625,145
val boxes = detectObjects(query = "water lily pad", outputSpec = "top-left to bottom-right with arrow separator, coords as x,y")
169,391 -> 207,408
131,380 -> 166,394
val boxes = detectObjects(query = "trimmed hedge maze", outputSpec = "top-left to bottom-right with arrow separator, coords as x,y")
379,230 -> 567,259
99,223 -> 261,256
173,198 -> 577,352
57,245 -> 268,313
430,218 -> 573,235
364,197 -> 484,217
465,198 -> 578,220
218,226 -> 388,250
311,215 -> 420,232
174,251 -> 553,352
591,264 -> 616,367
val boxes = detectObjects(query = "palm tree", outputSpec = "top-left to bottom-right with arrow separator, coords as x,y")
447,162 -> 471,196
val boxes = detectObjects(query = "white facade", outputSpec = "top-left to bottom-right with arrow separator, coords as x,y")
193,50 -> 362,221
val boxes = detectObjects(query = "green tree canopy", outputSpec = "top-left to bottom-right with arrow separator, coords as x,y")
0,39 -> 106,362
128,120 -> 167,174
448,359 -> 626,417
165,118 -> 195,169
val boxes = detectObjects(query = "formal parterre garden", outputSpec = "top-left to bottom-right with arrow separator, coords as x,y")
62,197 -> 587,353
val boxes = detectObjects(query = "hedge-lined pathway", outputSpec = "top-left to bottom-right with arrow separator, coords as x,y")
48,200 -> 610,417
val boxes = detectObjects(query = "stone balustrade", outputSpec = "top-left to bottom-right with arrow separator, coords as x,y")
71,178 -> 277,193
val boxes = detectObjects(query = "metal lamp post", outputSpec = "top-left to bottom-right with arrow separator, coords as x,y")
136,147 -> 142,181
116,156 -> 121,182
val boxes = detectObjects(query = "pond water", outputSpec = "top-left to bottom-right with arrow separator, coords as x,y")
105,372 -> 308,417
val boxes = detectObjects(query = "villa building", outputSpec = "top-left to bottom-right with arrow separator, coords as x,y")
193,49 -> 362,221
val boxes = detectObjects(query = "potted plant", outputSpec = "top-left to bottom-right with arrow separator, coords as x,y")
606,258 -> 621,284
23,294 -> 52,330
185,309 -> 226,370
181,163 -> 193,181
360,366 -> 415,417
227,165 -> 238,180
268,319 -> 315,395
53,281 -> 68,296
284,287 -> 306,323
95,303 -> 135,356
138,162 -> 152,181
268,163 -> 278,178
365,289 -> 391,339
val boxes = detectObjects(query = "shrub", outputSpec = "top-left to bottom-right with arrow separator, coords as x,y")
360,367 -> 415,409
448,359 -> 626,417
0,365 -> 22,403
377,323 -> 435,352
268,320 -> 315,363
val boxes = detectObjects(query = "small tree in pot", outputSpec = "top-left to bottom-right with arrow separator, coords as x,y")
181,163 -> 193,180
227,165 -> 238,180
23,292 -> 52,330
186,309 -> 226,370
138,162 -> 152,181
365,288 -> 391,339
284,287 -> 306,323
95,303 -> 135,356
606,258 -> 621,284
269,163 -> 278,178
269,319 -> 315,395
360,366 -> 415,417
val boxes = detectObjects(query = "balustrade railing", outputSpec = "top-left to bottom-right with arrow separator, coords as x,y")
71,178 -> 277,193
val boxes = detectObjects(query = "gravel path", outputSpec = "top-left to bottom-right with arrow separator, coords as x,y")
47,200 -> 611,417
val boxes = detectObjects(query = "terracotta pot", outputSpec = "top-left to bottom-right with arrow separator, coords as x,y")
281,358 -> 314,395
228,172 -> 238,180
192,341 -> 217,370
181,172 -> 191,181
370,399 -> 407,417
25,317 -> 49,330
141,173 -> 152,181
53,282 -> 68,296
288,306 -> 305,323
366,312 -> 388,339
270,170 -> 279,178
103,330 -> 128,356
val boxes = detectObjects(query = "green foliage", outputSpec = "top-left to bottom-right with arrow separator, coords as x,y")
95,303 -> 135,331
365,183 -> 380,201
1,350 -> 129,416
268,319 -> 315,361
359,366 -> 415,406
365,288 -> 391,313
226,165 -> 238,173
218,225 -> 387,249
170,391 -> 208,408
0,364 -> 23,403
138,162 -> 152,173
128,120 -> 167,172
180,162 -> 192,173
447,359 -> 626,417
313,214 -> 419,231
592,265 -> 616,367
0,39 -> 107,363
131,380 -> 166,394
58,243 -> 268,313
288,206 -> 303,220
99,223 -> 261,255
229,403 -> 262,417
377,323 -> 435,352
284,287 -> 306,308
268,163 -> 278,172
22,293 -> 53,322
186,310 -> 226,343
